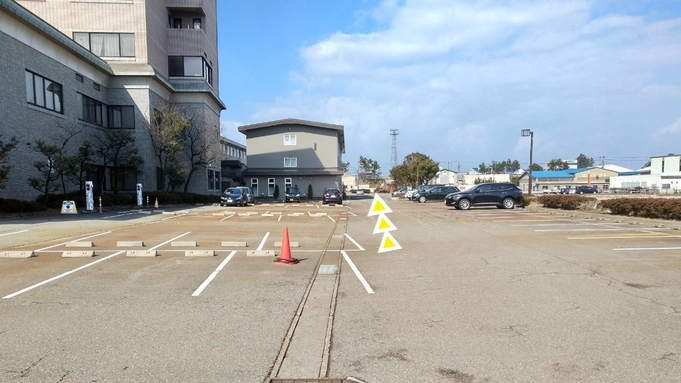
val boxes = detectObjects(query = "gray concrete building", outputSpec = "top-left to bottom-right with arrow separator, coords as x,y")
238,119 -> 345,200
0,0 -> 225,201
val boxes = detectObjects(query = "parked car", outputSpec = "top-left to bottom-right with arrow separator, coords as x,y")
356,188 -> 364,195
392,187 -> 409,198
406,184 -> 445,200
445,183 -> 524,210
235,186 -> 253,204
575,185 -> 598,194
220,187 -> 249,207
322,187 -> 343,204
413,185 -> 460,203
284,186 -> 302,202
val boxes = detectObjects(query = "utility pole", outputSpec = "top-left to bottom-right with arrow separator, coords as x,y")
390,129 -> 399,168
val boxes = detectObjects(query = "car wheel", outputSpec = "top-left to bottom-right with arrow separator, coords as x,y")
502,198 -> 515,209
418,196 -> 427,203
458,199 -> 471,210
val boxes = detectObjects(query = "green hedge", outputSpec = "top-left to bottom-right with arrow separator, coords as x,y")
0,199 -> 46,214
599,198 -> 681,220
537,195 -> 596,210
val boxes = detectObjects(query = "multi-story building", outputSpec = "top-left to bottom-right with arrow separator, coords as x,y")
237,118 -> 345,199
611,155 -> 681,193
1,0 -> 224,201
219,136 -> 247,191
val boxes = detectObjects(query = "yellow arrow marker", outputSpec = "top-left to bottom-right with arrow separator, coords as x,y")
373,213 -> 397,234
378,231 -> 402,253
368,193 -> 392,216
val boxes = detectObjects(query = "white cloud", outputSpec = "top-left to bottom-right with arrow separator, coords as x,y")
653,117 -> 681,138
251,0 -> 681,170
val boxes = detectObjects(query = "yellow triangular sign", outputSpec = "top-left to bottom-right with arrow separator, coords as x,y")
378,231 -> 402,253
373,213 -> 396,234
368,193 -> 392,216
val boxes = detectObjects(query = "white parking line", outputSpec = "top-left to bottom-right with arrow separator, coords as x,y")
2,250 -> 125,299
614,246 -> 681,251
0,230 -> 29,237
344,233 -> 365,251
327,215 -> 336,223
192,250 -> 237,297
35,231 -> 112,251
149,232 -> 191,250
257,232 -> 270,250
570,234 -> 681,240
341,250 -> 374,294
219,215 -> 234,221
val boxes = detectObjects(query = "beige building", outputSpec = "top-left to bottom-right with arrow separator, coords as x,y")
3,0 -> 224,200
238,119 -> 345,200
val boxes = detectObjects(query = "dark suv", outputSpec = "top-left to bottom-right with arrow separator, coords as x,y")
413,185 -> 460,203
445,183 -> 524,210
575,185 -> 598,194
284,186 -> 302,202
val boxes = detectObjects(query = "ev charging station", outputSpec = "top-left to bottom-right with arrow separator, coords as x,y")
136,183 -> 143,206
85,181 -> 94,211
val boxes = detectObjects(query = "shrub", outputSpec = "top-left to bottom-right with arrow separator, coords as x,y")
537,195 -> 596,210
0,198 -> 46,214
599,198 -> 681,220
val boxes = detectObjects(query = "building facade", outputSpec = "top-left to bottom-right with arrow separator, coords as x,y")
238,119 -> 345,200
1,0 -> 224,201
611,155 -> 681,193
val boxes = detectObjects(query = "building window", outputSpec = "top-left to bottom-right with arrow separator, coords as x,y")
25,71 -> 63,113
268,178 -> 275,197
284,157 -> 297,167
75,73 -> 84,82
93,83 -> 100,91
285,178 -> 292,191
173,18 -> 182,29
73,32 -> 135,57
207,168 -> 220,191
169,56 -> 213,85
193,18 -> 202,29
284,134 -> 296,145
107,106 -> 135,129
77,93 -> 134,128
251,178 -> 258,196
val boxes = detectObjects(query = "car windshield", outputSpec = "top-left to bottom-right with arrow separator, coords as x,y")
286,187 -> 299,194
325,189 -> 340,194
225,188 -> 241,195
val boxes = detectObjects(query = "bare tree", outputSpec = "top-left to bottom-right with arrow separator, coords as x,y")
146,102 -> 190,192
181,110 -> 223,192
92,129 -> 142,194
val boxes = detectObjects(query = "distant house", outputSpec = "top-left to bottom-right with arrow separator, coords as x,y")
237,118 -> 345,199
611,154 -> 681,193
518,167 -> 621,192
219,137 -> 247,190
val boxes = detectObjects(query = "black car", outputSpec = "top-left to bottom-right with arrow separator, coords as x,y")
575,185 -> 598,194
220,187 -> 249,207
322,188 -> 343,205
445,182 -> 524,210
413,185 -> 460,203
284,186 -> 302,202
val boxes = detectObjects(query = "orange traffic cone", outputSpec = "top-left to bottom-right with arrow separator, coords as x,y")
154,197 -> 159,209
274,227 -> 298,264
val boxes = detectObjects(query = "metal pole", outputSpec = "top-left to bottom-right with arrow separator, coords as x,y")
529,131 -> 534,195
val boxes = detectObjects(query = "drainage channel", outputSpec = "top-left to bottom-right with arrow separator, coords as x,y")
267,215 -> 364,383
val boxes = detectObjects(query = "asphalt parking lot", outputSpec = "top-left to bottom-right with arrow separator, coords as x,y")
1,195 -> 680,382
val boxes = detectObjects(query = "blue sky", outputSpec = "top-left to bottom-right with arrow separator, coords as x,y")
217,0 -> 681,173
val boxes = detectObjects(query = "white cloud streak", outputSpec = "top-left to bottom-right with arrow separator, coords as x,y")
250,0 -> 681,170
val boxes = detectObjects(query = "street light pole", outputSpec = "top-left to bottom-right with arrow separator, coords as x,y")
521,129 -> 534,195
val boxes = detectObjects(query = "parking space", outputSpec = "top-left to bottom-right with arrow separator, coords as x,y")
2,198 -> 681,382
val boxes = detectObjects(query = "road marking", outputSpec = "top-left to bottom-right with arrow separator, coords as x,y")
219,215 -> 234,221
3,250 -> 125,299
0,230 -> 29,237
278,215 -> 282,221
149,232 -> 191,250
614,246 -> 681,251
257,232 -> 270,250
512,223 -> 587,227
327,215 -> 336,223
494,219 -> 564,222
341,250 -> 373,294
35,231 -> 112,252
344,233 -> 365,251
569,234 -> 680,240
192,251 -> 237,297
537,227 -> 672,232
